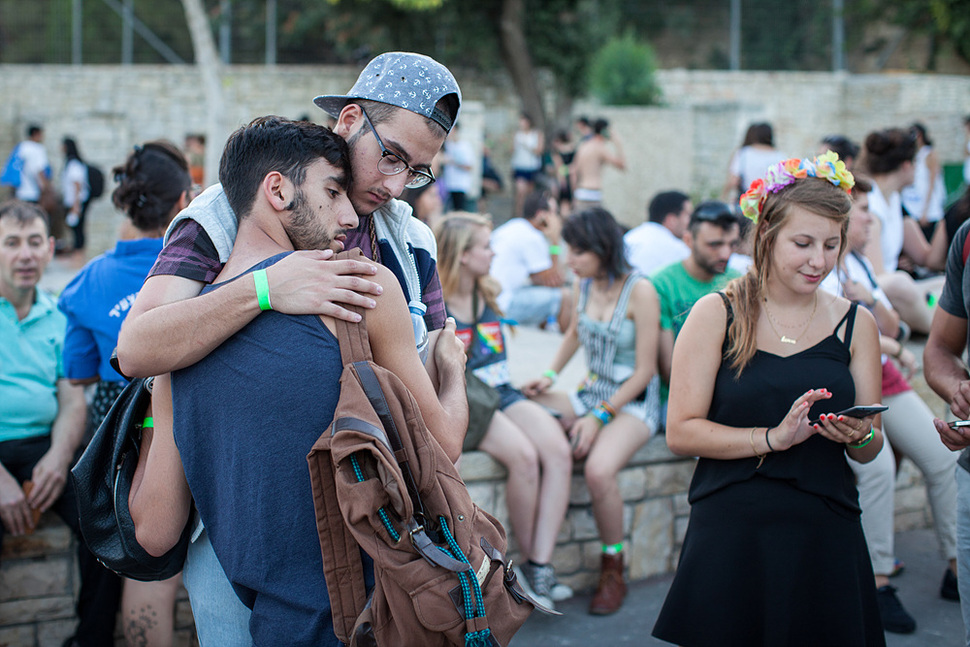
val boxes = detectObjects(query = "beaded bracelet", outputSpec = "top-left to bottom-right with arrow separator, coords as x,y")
847,426 -> 876,449
588,401 -> 615,427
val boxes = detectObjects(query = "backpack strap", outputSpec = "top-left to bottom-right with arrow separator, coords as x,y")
332,249 -> 375,365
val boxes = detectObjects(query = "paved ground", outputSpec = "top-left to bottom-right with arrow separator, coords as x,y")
510,528 -> 964,646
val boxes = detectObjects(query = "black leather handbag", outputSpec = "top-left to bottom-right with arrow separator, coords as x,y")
70,376 -> 191,581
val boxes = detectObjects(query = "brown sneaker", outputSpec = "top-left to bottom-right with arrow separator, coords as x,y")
589,552 -> 627,615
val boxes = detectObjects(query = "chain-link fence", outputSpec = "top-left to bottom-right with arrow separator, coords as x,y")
0,0 -> 902,73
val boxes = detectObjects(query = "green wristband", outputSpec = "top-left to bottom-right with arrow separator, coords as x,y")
142,417 -> 154,429
549,244 -> 562,256
253,269 -> 273,311
847,426 -> 875,449
542,369 -> 558,382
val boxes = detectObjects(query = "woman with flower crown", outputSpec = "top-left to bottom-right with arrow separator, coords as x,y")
652,153 -> 887,646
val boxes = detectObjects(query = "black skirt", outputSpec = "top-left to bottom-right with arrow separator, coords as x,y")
652,475 -> 885,647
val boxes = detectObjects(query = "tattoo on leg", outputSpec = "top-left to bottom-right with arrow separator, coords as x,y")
124,604 -> 159,647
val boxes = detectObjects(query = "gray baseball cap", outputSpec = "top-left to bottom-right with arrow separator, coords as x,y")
314,52 -> 461,133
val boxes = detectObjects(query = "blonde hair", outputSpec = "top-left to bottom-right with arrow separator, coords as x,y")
432,212 -> 504,317
723,178 -> 851,374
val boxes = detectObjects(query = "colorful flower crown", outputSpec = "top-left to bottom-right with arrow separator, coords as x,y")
739,151 -> 854,222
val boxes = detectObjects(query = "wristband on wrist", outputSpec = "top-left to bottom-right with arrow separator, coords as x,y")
253,269 -> 273,311
764,427 -> 775,452
141,417 -> 154,430
541,369 -> 558,383
847,426 -> 876,449
549,244 -> 562,256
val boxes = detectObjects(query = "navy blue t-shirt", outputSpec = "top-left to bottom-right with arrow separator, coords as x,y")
172,252 -> 353,646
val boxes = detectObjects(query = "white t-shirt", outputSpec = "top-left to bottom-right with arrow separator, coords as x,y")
490,218 -> 551,311
511,130 -> 542,172
16,140 -> 49,202
900,145 -> 946,223
868,185 -> 904,274
624,222 -> 690,277
442,139 -> 474,194
730,146 -> 787,192
61,159 -> 89,208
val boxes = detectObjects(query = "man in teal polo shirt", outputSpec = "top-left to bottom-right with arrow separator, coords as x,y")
652,201 -> 740,423
0,200 -> 120,646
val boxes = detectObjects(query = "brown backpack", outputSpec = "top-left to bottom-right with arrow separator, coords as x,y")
306,281 -> 555,647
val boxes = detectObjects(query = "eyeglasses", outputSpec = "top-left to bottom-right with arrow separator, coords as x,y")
360,107 -> 435,189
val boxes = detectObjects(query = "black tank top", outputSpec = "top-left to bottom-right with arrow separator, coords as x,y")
687,298 -> 861,516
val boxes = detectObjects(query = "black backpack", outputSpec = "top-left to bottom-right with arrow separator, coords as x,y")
86,163 -> 105,200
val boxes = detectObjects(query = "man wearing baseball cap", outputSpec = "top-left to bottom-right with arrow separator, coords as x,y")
114,53 -> 465,644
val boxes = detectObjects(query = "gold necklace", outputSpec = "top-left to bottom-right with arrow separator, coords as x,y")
763,293 -> 818,345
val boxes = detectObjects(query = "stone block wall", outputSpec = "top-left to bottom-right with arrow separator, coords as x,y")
461,433 -> 938,594
0,518 -> 197,646
0,436 -> 938,641
0,65 -> 966,253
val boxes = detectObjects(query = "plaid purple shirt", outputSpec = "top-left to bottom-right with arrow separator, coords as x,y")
150,216 -> 446,331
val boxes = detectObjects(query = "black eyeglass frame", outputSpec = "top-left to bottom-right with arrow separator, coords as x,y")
360,107 -> 436,189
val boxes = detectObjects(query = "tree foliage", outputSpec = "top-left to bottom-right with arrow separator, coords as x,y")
588,32 -> 662,106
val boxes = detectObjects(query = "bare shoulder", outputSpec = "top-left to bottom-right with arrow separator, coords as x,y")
692,291 -> 729,319
372,264 -> 406,309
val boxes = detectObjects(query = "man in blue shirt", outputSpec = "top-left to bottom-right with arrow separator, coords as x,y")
0,200 -> 121,646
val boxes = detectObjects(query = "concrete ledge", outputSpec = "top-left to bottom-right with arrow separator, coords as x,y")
461,431 -> 936,594
460,434 -> 696,593
0,517 -> 196,646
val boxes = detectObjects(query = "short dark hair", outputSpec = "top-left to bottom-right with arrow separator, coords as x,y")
820,135 -> 859,162
648,191 -> 689,224
0,199 -> 50,236
27,124 -> 42,138
742,123 -> 774,147
689,200 -> 738,233
220,116 -> 352,221
562,207 -> 629,281
523,189 -> 554,222
910,122 -> 932,147
593,118 -> 609,135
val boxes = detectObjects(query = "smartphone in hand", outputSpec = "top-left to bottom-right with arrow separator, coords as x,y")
949,420 -> 970,429
809,404 -> 888,426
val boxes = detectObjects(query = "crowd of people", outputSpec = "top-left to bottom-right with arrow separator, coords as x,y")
3,48 -> 970,646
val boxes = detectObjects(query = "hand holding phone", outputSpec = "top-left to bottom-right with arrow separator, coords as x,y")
809,404 -> 888,427
948,420 -> 970,429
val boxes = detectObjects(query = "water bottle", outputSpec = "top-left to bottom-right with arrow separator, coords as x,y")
409,301 -> 429,364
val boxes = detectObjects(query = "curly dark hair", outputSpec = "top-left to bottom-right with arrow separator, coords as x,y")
111,140 -> 190,232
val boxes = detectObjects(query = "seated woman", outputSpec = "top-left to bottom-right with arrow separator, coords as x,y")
522,207 -> 661,616
861,127 -> 943,334
653,153 -> 885,646
823,176 -> 958,634
434,212 -> 573,610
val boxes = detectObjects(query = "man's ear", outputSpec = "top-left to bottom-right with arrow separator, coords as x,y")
261,171 -> 293,213
333,103 -> 363,139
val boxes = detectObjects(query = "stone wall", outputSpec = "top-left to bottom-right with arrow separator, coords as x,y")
460,436 -> 694,592
0,438 -> 939,642
0,65 -> 966,253
0,520 -> 196,646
